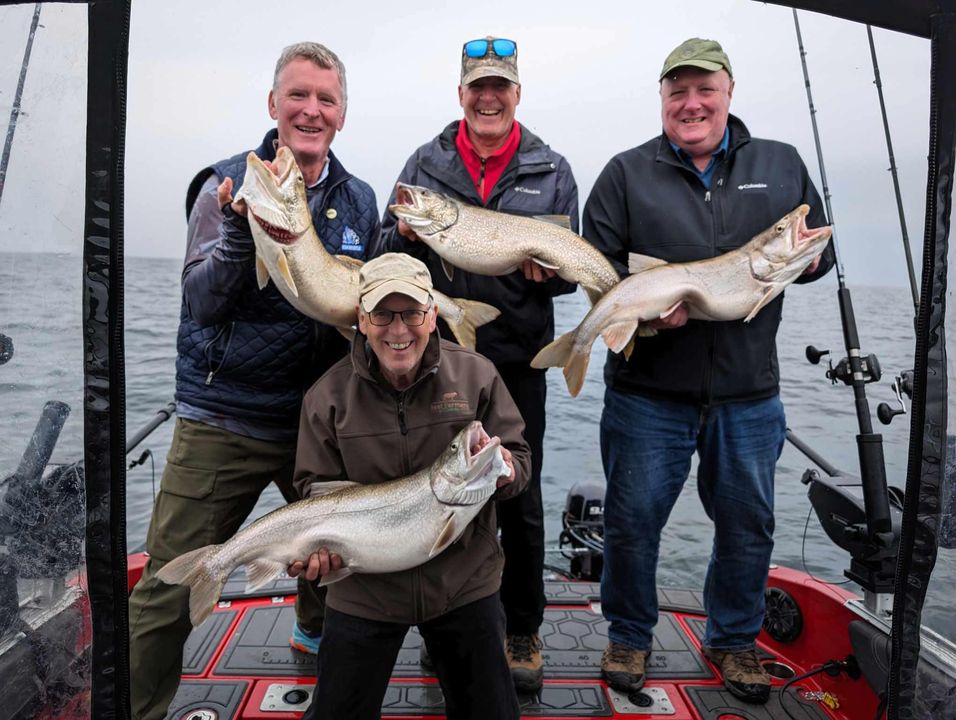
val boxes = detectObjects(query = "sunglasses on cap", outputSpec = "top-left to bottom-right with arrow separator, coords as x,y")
463,38 -> 517,59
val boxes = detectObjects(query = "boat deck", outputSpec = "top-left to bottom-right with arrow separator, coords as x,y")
164,568 -> 871,719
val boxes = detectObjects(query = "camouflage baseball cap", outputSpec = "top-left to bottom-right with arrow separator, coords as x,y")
461,36 -> 519,85
359,253 -> 433,312
659,38 -> 732,81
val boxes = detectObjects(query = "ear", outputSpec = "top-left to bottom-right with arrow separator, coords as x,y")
514,83 -> 521,106
357,305 -> 368,334
268,89 -> 278,121
458,84 -> 465,108
727,78 -> 735,100
427,303 -> 438,334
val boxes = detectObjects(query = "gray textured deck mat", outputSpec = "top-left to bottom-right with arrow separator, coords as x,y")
685,686 -> 831,719
381,682 -> 613,716
182,609 -> 236,675
165,680 -> 248,720
212,604 -> 711,681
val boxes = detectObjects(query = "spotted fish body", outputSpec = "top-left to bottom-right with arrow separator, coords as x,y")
531,205 -> 832,396
388,183 -> 620,306
156,421 -> 508,626
234,149 -> 499,349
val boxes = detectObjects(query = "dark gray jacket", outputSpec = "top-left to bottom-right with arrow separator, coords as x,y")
380,121 -> 579,366
583,115 -> 835,405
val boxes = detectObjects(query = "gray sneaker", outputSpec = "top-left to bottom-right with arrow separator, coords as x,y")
704,647 -> 771,704
600,642 -> 648,692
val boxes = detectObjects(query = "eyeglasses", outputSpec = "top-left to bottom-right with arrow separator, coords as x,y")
463,38 -> 517,59
367,308 -> 429,327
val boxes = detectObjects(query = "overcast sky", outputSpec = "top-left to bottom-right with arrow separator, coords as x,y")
0,0 -> 933,288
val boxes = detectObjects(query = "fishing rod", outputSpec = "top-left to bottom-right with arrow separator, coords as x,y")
0,3 -> 42,212
866,25 -> 920,317
791,10 -> 895,589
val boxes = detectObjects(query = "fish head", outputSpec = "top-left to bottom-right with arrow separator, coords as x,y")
749,204 -> 832,284
234,147 -> 312,246
388,183 -> 460,238
430,421 -> 507,506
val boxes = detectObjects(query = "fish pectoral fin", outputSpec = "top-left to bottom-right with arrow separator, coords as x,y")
532,214 -> 573,230
276,251 -> 299,298
244,559 -> 286,592
744,287 -> 776,323
334,254 -> 364,269
637,326 -> 658,338
255,256 -> 270,290
441,257 -> 455,282
428,515 -> 460,559
317,566 -> 354,587
308,480 -> 361,498
628,253 -> 668,275
601,321 -> 640,354
660,301 -> 683,319
531,256 -> 561,271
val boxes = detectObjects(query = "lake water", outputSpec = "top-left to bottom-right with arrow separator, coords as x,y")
1,251 -> 952,638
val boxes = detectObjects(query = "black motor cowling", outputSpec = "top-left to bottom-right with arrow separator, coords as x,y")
560,480 -> 605,581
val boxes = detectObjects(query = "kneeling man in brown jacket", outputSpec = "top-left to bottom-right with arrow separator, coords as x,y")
289,253 -> 531,720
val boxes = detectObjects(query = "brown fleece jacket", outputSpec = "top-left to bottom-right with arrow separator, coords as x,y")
293,333 -> 531,624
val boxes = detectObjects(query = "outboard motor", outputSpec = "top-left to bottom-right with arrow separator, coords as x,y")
559,479 -> 605,581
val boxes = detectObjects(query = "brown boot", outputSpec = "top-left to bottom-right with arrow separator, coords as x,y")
704,647 -> 771,704
600,642 -> 648,692
506,633 -> 543,692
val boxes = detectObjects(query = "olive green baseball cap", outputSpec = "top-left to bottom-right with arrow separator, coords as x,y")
659,38 -> 732,81
359,253 -> 434,311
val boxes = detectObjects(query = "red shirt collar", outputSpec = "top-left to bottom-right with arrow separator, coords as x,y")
455,119 -> 521,203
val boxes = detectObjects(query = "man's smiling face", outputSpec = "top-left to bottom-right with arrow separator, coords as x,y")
459,76 -> 521,148
269,57 -> 345,176
660,67 -> 733,163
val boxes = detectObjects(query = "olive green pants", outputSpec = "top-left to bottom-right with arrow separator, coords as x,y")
128,418 -> 326,720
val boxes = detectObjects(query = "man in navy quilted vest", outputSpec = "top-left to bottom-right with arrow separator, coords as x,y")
127,42 -> 381,720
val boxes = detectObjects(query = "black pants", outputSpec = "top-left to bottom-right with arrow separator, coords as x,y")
496,364 -> 547,635
304,593 -> 519,720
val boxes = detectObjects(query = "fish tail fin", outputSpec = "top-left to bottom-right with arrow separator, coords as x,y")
532,331 -> 590,397
155,545 -> 228,627
444,299 -> 501,350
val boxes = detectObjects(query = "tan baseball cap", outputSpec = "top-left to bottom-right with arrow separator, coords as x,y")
660,38 -> 732,81
461,36 -> 519,85
359,253 -> 434,312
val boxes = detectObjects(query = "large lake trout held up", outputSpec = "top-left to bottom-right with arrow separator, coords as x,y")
235,148 -> 499,350
388,183 -> 620,306
532,205 -> 832,396
156,421 -> 508,626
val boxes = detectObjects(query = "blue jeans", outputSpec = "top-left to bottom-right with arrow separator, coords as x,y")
599,389 -> 785,652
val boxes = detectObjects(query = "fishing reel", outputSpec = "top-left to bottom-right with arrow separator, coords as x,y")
805,345 -> 882,386
558,480 -> 605,582
876,370 -> 914,426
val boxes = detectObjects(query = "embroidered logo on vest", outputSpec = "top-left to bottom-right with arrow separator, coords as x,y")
341,225 -> 364,253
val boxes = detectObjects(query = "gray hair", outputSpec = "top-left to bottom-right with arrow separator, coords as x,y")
273,42 -> 348,111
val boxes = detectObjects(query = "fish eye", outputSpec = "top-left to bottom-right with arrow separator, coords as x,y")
775,224 -> 785,233
450,442 -> 459,451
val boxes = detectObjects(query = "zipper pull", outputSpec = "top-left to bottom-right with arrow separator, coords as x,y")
205,371 -> 214,385
398,396 -> 408,435
704,190 -> 711,203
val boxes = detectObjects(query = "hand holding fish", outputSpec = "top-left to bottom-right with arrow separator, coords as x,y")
288,547 -> 343,582
520,259 -> 557,283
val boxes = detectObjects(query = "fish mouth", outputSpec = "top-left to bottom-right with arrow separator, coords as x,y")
240,148 -> 310,244
388,183 -> 456,233
790,205 -> 832,257
463,422 -> 502,489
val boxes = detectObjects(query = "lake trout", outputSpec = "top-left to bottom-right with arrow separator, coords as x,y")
531,205 -> 832,396
156,421 -> 508,626
234,148 -> 499,350
388,183 -> 620,305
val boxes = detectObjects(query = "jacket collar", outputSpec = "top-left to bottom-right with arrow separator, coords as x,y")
260,128 -> 352,190
654,113 -> 751,168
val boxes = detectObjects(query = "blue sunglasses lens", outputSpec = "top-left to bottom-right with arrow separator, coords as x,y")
464,40 -> 490,58
491,39 -> 516,57
463,38 -> 517,58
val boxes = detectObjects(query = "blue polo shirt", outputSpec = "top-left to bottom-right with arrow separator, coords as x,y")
669,128 -> 729,189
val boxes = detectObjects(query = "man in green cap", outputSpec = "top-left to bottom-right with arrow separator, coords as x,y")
583,38 -> 834,704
